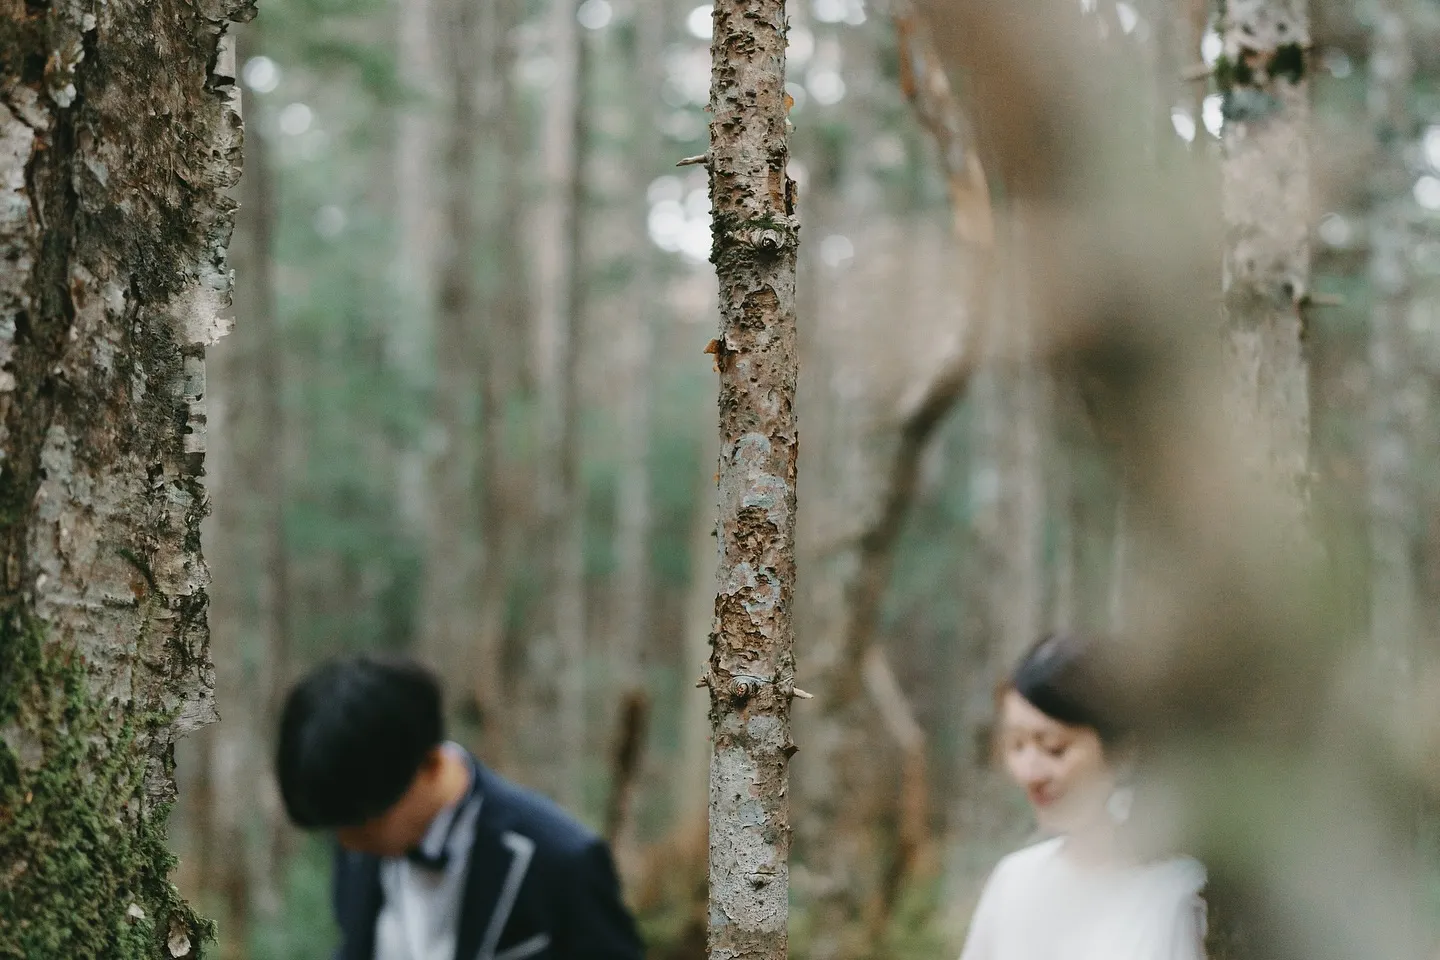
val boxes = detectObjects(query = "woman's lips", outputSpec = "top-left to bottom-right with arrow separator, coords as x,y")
1027,786 -> 1056,808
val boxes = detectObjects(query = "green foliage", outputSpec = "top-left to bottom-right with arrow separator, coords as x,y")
0,611 -> 213,960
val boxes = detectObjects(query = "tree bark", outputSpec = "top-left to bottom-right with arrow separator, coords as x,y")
702,0 -> 800,957
1219,0 -> 1312,510
0,0 -> 249,954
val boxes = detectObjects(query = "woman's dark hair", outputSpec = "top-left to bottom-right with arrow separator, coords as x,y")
1010,632 -> 1126,747
276,654 -> 444,829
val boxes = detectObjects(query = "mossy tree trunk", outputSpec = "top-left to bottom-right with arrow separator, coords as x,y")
701,0 -> 799,957
0,0 -> 250,956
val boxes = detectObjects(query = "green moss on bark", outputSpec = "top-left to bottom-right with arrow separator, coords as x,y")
0,610 -> 214,960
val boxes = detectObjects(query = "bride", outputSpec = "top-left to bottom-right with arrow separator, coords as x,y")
959,632 -> 1208,960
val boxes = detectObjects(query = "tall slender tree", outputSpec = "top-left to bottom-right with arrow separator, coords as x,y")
419,0 -> 484,691
0,2 -> 250,955
1218,0 -> 1313,508
1366,0 -> 1416,677
472,0 -> 530,772
555,0 -> 595,816
702,0 -> 800,958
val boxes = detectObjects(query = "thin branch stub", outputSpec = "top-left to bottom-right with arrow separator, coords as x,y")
677,153 -> 709,167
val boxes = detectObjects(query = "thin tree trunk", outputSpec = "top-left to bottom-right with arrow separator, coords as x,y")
240,24 -> 294,909
521,0 -> 586,804
0,6 -> 247,956
420,0 -> 483,696
1365,0 -> 1415,668
1365,0 -> 1420,885
703,0 -> 800,957
1219,0 -> 1312,510
471,0 -> 529,773
390,0 -> 440,382
555,0 -> 593,816
606,0 -> 664,851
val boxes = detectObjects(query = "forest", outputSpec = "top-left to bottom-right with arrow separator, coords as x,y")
4,0 -> 1440,957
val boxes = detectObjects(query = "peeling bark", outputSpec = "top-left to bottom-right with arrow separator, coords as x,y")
0,0 -> 250,954
702,0 -> 799,956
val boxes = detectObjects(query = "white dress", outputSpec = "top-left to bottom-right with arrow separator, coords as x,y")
958,837 -> 1208,960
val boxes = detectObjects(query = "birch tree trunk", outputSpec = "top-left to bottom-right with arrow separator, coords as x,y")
1219,0 -> 1312,508
0,0 -> 248,954
703,0 -> 799,955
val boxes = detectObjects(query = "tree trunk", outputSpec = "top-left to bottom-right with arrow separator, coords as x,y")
419,0 -> 483,701
521,0 -> 587,805
606,0 -> 664,852
0,2 -> 249,955
1219,0 -> 1312,509
1365,0 -> 1415,671
471,0 -> 530,773
555,0 -> 594,817
702,0 -> 800,958
389,0 -> 440,383
1365,0 -> 1421,883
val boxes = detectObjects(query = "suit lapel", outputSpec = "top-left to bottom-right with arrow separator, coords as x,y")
455,768 -> 547,960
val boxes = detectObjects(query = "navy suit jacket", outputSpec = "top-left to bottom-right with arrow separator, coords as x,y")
331,764 -> 645,960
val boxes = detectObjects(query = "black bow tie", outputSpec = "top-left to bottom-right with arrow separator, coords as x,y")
406,844 -> 452,871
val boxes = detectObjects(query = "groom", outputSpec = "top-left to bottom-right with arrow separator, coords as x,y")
275,654 -> 645,960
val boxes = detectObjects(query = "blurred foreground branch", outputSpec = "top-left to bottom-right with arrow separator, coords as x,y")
911,0 -> 1433,957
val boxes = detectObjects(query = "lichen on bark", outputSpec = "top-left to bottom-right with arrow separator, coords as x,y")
0,0 -> 252,955
703,1 -> 799,959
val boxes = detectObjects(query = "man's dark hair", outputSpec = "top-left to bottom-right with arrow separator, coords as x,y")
276,654 -> 445,829
1010,631 -> 1126,747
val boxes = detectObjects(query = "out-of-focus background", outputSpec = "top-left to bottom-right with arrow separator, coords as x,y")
167,0 -> 1440,957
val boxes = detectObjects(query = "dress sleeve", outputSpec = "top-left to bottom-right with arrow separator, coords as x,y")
1161,859 -> 1209,960
1166,892 -> 1208,960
